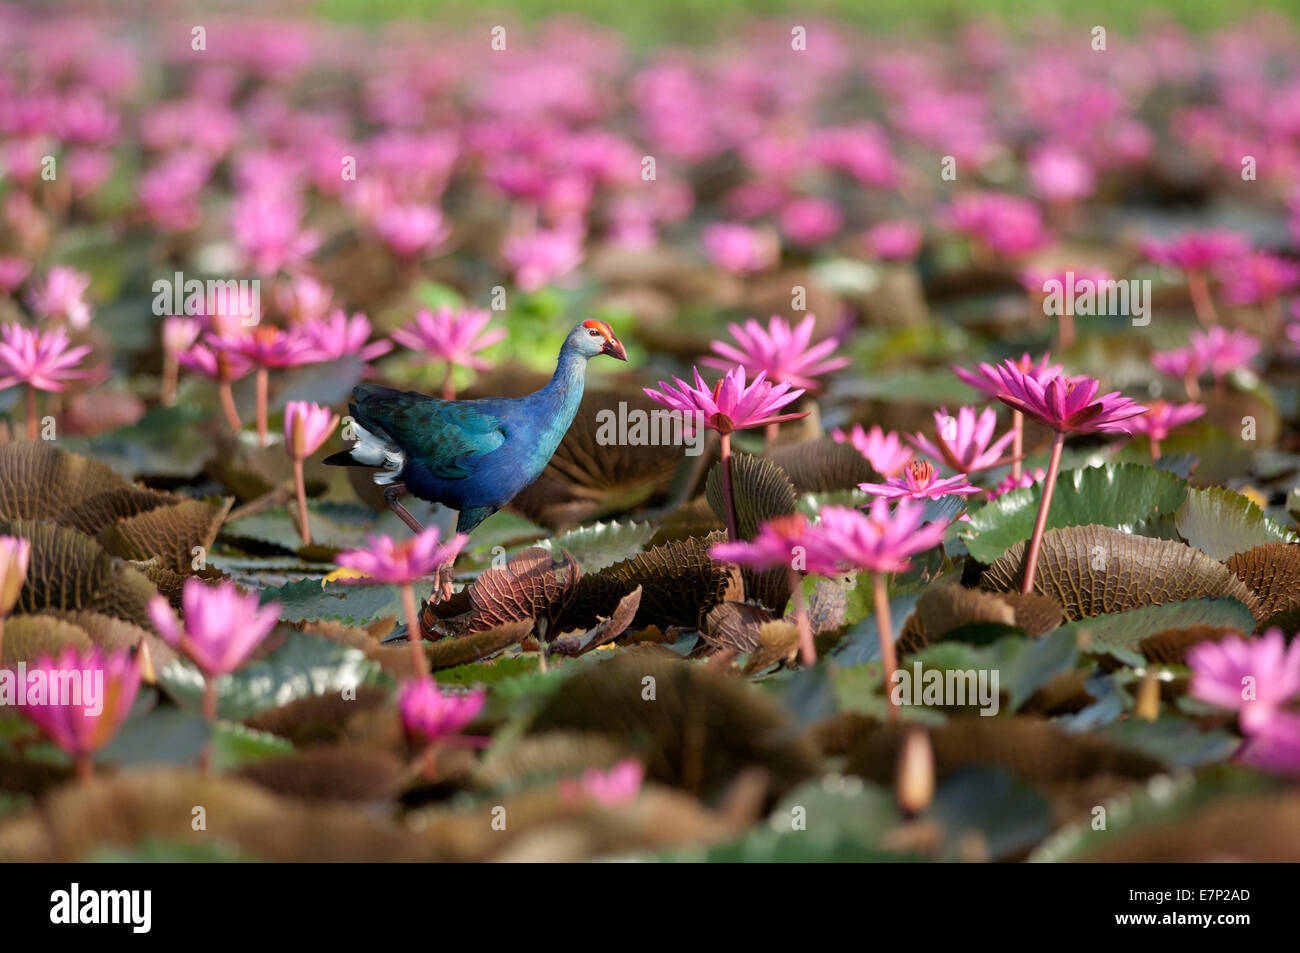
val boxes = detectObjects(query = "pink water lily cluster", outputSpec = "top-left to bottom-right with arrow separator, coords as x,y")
1189,630 -> 1300,776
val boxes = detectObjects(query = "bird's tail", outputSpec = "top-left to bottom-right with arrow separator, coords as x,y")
321,406 -> 407,485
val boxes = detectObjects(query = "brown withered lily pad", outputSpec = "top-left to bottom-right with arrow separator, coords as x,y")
1225,542 -> 1300,634
424,548 -> 580,638
767,436 -> 876,493
548,586 -> 642,657
706,453 -> 797,610
844,718 -> 1163,787
235,746 -> 406,804
703,600 -> 776,653
0,520 -> 159,630
0,768 -> 444,862
528,653 -> 818,803
1138,625 -> 1237,665
427,619 -> 534,669
131,559 -> 226,608
916,584 -> 1016,639
56,485 -> 173,537
243,685 -> 393,747
559,532 -> 740,632
0,443 -> 129,521
472,731 -> 636,790
98,496 -> 233,573
1,614 -> 92,664
1066,794 -> 1300,862
980,525 -> 1260,622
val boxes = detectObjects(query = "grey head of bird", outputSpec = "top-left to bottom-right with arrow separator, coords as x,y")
566,319 -> 628,362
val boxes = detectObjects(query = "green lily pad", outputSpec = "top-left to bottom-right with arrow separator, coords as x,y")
1174,485 -> 1296,560
156,630 -> 388,720
1055,598 -> 1257,650
535,519 -> 656,573
962,463 -> 1187,563
260,578 -> 403,625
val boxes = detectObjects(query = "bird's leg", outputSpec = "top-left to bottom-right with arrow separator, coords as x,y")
383,483 -> 426,535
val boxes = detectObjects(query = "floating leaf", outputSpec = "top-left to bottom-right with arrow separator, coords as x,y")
425,548 -> 579,637
535,520 -> 655,573
0,443 -> 127,521
1,520 -> 158,629
1056,598 -> 1257,650
1225,542 -> 1300,634
260,578 -> 402,625
426,620 -> 533,670
767,437 -> 876,493
980,525 -> 1259,621
705,451 -> 797,540
98,496 -> 233,572
156,630 -> 387,720
1174,485 -> 1296,560
549,586 -> 642,657
962,464 -> 1187,563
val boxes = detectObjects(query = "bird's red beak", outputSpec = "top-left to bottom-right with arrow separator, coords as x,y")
602,336 -> 628,361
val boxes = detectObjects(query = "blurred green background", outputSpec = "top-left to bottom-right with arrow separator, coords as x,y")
316,0 -> 1300,40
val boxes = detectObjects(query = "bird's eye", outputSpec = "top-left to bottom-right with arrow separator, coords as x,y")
589,330 -> 600,337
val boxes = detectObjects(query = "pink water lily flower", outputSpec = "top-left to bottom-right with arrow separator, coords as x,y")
284,401 -> 338,459
391,306 -> 504,371
865,220 -> 922,261
805,499 -> 950,717
148,578 -> 281,681
1188,629 -> 1300,734
644,365 -> 805,436
1141,230 -> 1250,273
27,266 -> 93,328
1238,712 -> 1300,777
0,323 -> 92,392
993,364 -> 1147,435
1189,327 -> 1259,385
909,406 -> 1014,474
1027,145 -> 1095,202
832,423 -> 913,478
806,499 -> 949,577
985,467 -> 1046,501
953,352 -> 1062,399
14,647 -> 141,780
0,256 -> 31,293
1128,400 -> 1206,457
1217,251 -> 1300,307
399,677 -> 486,744
299,309 -> 393,363
859,459 -> 980,502
373,203 -> 451,258
502,226 -> 585,292
338,527 -> 469,677
703,314 -> 849,391
560,758 -> 645,806
701,222 -> 778,274
275,274 -> 335,324
337,528 -> 469,586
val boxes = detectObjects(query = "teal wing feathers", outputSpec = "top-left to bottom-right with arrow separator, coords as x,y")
351,385 -> 507,481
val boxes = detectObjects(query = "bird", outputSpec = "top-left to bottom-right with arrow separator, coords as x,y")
325,319 -> 628,544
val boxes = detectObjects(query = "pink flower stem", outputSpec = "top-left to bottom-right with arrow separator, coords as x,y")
421,741 -> 441,782
162,352 -> 179,406
293,457 -> 311,545
75,754 -> 92,783
1149,437 -> 1161,461
1011,410 -> 1024,480
256,367 -> 269,446
1058,307 -> 1075,351
719,432 -> 739,542
200,675 -> 217,777
1021,431 -> 1065,595
441,363 -> 456,401
1184,372 -> 1200,401
401,582 -> 427,677
216,357 -> 242,431
787,567 -> 816,666
24,384 -> 37,441
873,571 -> 897,721
1187,269 -> 1217,326
765,421 -> 779,447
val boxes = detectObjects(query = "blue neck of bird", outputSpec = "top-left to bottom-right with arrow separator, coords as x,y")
532,342 -> 589,443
